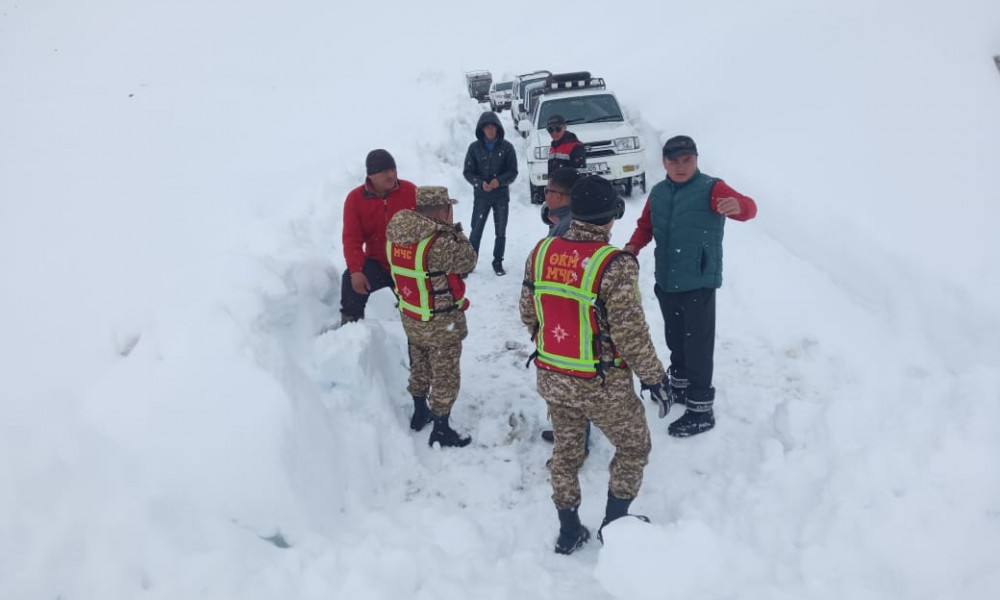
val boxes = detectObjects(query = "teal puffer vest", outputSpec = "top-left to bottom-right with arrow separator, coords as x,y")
650,171 -> 725,292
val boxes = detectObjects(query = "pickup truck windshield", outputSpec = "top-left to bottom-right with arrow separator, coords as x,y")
538,94 -> 624,127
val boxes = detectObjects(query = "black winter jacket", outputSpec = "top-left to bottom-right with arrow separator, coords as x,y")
463,112 -> 519,203
547,131 -> 587,174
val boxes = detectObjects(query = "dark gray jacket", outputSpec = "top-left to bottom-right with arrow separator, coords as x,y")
463,111 -> 518,202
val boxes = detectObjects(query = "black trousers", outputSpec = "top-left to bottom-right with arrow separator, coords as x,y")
340,258 -> 395,320
654,285 -> 716,394
468,197 -> 509,263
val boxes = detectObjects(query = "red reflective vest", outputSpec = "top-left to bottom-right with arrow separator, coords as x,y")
529,237 -> 625,378
387,234 -> 469,321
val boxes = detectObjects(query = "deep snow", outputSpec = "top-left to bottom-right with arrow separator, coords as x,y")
2,1 -> 999,599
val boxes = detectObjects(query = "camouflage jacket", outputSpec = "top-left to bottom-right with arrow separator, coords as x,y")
520,220 -> 665,386
386,209 -> 477,346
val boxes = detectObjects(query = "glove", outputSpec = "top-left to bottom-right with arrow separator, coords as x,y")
453,222 -> 463,233
640,374 -> 673,418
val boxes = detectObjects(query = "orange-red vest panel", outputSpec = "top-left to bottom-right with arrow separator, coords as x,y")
530,237 -> 625,378
387,234 -> 468,321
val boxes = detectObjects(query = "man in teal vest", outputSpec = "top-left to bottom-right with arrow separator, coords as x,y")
624,135 -> 757,437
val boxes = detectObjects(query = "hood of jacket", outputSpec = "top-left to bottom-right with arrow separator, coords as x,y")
475,111 -> 506,143
386,209 -> 455,246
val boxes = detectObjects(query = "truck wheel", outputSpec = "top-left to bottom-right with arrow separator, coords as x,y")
530,184 -> 545,205
637,173 -> 647,194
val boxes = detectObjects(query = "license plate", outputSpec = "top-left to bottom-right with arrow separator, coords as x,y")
580,162 -> 609,174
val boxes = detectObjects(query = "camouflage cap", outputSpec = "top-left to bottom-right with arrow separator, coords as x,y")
416,186 -> 458,207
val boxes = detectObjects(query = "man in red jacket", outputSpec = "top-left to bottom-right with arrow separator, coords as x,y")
340,149 -> 417,325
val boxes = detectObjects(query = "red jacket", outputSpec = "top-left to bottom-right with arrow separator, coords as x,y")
342,179 -> 417,273
626,179 -> 757,253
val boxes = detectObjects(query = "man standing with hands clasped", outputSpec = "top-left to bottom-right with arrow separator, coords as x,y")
463,111 -> 518,276
624,135 -> 757,438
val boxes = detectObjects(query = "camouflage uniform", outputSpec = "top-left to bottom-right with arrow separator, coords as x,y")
520,220 -> 665,510
386,189 -> 477,417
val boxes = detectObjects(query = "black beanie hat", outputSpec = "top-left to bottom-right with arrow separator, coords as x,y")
365,149 -> 397,175
570,175 -> 625,225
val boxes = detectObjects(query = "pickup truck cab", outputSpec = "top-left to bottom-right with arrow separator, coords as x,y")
520,73 -> 646,204
466,70 -> 493,103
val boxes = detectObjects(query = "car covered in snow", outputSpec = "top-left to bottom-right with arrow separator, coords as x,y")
519,73 -> 646,204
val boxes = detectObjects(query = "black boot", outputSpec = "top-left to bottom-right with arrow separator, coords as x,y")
597,492 -> 649,544
492,260 -> 506,276
410,395 -> 432,432
541,429 -> 554,442
668,387 -> 715,437
554,507 -> 590,555
428,413 -> 471,448
667,371 -> 689,406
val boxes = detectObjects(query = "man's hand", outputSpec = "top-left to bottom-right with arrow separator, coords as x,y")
716,197 -> 742,217
350,272 -> 370,295
623,244 -> 638,255
640,375 -> 673,418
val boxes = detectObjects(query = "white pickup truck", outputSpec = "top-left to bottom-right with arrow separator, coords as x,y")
518,73 -> 646,204
488,80 -> 513,112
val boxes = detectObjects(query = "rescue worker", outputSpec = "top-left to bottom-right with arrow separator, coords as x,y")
386,186 -> 477,447
520,175 -> 673,555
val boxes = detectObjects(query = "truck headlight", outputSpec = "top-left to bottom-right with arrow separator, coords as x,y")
613,136 -> 640,151
534,146 -> 549,160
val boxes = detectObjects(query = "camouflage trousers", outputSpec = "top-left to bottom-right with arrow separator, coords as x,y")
540,368 -> 651,510
407,339 -> 462,417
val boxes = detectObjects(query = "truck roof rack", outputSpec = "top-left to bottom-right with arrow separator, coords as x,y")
543,72 -> 605,93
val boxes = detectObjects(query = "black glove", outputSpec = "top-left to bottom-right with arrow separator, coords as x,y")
453,222 -> 463,233
640,374 -> 673,418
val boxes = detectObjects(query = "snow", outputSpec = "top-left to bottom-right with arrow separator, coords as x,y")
2,0 -> 1000,598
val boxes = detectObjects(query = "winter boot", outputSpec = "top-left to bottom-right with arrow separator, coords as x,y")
541,429 -> 555,442
668,387 -> 715,438
492,260 -> 506,276
597,492 -> 650,544
554,507 -> 590,555
428,413 -> 471,448
409,395 -> 433,432
667,371 -> 689,406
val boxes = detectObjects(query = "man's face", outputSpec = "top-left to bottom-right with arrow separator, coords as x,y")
368,169 -> 397,193
482,124 -> 498,142
663,154 -> 698,183
547,124 -> 565,142
544,185 -> 571,211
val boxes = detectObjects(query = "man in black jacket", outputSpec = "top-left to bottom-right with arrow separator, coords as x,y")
463,111 -> 518,276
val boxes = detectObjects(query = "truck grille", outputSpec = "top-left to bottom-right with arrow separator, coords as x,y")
584,140 -> 616,158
